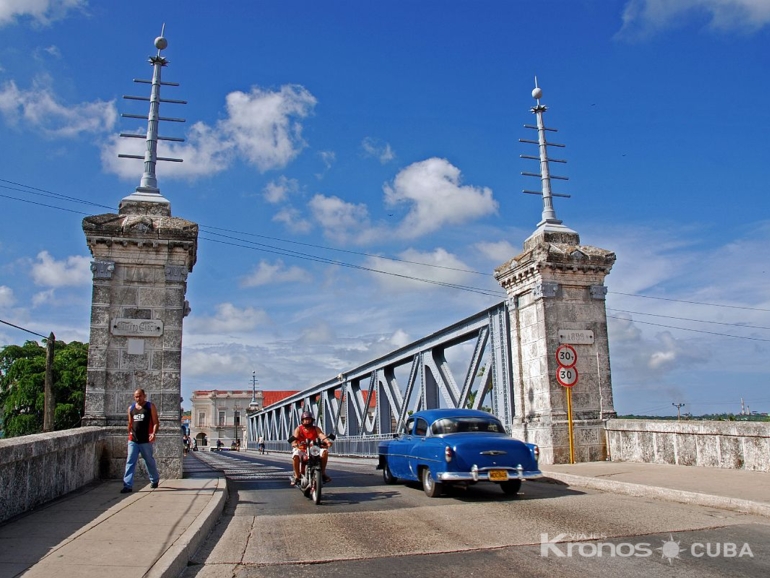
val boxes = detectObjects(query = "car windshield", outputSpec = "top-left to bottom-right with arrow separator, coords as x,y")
431,416 -> 505,435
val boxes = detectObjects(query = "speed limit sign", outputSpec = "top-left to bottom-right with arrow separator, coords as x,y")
555,344 -> 577,368
556,366 -> 579,388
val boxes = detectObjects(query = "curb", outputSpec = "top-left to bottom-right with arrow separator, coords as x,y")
149,476 -> 229,578
540,471 -> 770,518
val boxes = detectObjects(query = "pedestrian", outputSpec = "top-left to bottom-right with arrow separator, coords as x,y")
183,434 -> 190,456
121,388 -> 160,493
258,435 -> 265,454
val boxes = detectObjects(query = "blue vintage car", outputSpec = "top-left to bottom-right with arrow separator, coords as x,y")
377,408 -> 542,497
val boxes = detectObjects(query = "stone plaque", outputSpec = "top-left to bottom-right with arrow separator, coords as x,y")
111,318 -> 164,337
558,329 -> 594,345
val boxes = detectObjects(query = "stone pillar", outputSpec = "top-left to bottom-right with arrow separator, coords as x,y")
82,197 -> 197,479
494,227 -> 616,464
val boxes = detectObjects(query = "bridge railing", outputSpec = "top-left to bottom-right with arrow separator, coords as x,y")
248,301 -> 513,446
0,427 -> 104,524
248,434 -> 393,457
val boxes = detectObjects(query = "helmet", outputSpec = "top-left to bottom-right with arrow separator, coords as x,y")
301,411 -> 314,423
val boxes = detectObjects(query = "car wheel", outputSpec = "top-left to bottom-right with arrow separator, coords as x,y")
382,460 -> 398,485
500,479 -> 522,495
421,467 -> 443,498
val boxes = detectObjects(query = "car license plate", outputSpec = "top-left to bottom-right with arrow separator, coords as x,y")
488,469 -> 508,481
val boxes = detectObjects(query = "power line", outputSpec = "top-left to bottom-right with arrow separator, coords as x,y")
610,291 -> 770,313
607,315 -> 770,342
0,179 -> 113,210
201,224 -> 490,276
201,235 -> 505,297
0,318 -> 48,339
3,177 -> 770,317
608,308 -> 770,331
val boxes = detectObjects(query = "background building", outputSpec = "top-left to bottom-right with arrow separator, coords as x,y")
190,389 -> 297,448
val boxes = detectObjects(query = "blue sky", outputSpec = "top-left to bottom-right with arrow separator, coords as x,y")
0,0 -> 769,416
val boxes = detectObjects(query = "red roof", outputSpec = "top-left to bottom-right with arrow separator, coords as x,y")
262,390 -> 300,408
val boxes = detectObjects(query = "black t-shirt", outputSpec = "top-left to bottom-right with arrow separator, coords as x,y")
130,402 -> 154,443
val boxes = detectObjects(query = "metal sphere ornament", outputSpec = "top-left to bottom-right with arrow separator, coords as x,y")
532,87 -> 543,100
154,36 -> 168,51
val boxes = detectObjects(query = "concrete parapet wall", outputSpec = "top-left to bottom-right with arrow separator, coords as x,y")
0,427 -> 105,524
606,419 -> 770,471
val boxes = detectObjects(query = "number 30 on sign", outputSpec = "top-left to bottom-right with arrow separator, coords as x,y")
556,366 -> 578,388
555,344 -> 577,368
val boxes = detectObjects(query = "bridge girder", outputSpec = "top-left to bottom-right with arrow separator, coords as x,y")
249,302 -> 513,444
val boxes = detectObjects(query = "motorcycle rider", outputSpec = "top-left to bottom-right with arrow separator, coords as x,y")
291,411 -> 333,485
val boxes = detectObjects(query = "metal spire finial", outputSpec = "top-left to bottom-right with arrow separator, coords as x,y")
519,78 -> 576,234
119,25 -> 187,206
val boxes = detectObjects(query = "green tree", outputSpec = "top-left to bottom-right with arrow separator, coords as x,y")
0,340 -> 88,437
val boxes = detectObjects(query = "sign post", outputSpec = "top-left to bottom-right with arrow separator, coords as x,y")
555,345 -> 578,464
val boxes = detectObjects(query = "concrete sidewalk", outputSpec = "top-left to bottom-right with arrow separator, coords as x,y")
1,453 -> 768,578
540,461 -> 770,517
0,453 -> 226,578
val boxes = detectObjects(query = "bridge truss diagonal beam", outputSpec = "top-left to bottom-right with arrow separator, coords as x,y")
249,301 -> 513,446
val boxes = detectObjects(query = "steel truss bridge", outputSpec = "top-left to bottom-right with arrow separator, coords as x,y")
247,301 -> 514,454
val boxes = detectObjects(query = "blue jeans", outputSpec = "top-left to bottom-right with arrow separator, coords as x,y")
123,441 -> 160,488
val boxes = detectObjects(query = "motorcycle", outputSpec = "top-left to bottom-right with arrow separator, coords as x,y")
287,433 -> 335,504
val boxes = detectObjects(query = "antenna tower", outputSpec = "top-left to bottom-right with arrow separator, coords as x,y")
519,78 -> 574,231
119,24 -> 186,205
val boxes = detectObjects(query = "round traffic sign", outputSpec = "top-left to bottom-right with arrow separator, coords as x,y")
556,366 -> 578,388
555,344 -> 577,368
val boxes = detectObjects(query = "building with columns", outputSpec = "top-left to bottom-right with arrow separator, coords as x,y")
190,390 -> 298,448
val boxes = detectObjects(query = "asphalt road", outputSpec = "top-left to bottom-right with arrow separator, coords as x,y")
181,451 -> 770,577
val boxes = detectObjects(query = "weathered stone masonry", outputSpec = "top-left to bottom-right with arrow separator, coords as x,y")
82,198 -> 198,479
495,227 -> 617,464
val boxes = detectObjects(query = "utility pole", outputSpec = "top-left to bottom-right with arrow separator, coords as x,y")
43,332 -> 55,432
248,371 -> 260,413
672,402 -> 685,421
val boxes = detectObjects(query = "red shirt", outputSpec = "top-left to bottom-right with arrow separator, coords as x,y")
294,425 -> 320,448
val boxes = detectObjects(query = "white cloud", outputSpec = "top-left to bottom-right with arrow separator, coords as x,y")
183,349 -> 254,378
0,285 -> 15,307
298,321 -> 336,345
263,176 -> 300,204
101,121 -> 233,181
30,251 -> 91,287
365,248 -> 474,292
272,206 -> 313,234
241,260 -> 311,288
0,0 -> 86,27
32,288 -> 56,306
187,303 -> 269,334
308,194 -> 373,243
475,240 -> 519,265
102,84 -> 316,180
0,79 -> 117,138
618,0 -> 770,39
221,84 -> 317,172
384,158 -> 498,239
389,329 -> 411,348
362,137 -> 395,164
318,150 -> 336,170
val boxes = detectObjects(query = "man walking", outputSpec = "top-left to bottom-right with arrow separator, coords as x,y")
121,388 -> 160,493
